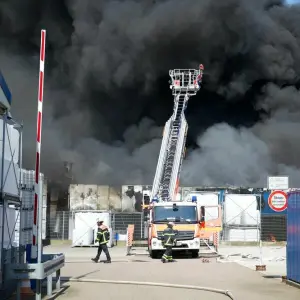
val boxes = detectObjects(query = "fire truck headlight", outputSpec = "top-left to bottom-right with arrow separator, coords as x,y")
152,238 -> 158,246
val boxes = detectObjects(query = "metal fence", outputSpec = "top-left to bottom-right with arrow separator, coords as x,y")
221,194 -> 287,243
222,213 -> 286,243
113,212 -> 144,241
49,211 -> 144,242
49,211 -> 70,240
221,194 -> 261,243
261,215 -> 286,242
49,206 -> 287,244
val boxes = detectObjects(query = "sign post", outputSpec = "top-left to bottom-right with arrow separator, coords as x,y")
256,194 -> 266,272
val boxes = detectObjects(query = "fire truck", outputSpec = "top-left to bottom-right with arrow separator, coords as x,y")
143,67 -> 206,258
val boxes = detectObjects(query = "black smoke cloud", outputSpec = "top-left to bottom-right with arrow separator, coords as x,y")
0,0 -> 300,187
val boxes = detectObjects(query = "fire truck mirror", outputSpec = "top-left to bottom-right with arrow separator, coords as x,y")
143,195 -> 150,206
200,206 -> 205,222
172,203 -> 178,211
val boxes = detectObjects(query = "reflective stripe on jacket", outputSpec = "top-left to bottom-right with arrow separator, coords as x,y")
162,228 -> 178,246
96,226 -> 110,244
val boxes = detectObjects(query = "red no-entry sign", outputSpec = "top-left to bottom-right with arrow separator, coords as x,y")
268,191 -> 288,212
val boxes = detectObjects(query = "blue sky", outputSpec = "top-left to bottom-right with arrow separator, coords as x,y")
286,0 -> 300,3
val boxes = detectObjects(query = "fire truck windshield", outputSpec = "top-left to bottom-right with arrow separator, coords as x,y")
153,206 -> 198,224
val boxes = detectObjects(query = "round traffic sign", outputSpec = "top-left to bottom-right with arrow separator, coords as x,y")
268,191 -> 287,212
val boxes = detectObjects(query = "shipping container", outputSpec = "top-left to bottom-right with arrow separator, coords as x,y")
121,185 -> 151,212
287,192 -> 300,284
183,191 -> 219,205
71,211 -> 115,247
184,191 -> 219,221
180,187 -> 197,200
122,185 -> 142,212
69,184 -> 122,211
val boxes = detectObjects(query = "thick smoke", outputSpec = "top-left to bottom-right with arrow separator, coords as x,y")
0,0 -> 300,186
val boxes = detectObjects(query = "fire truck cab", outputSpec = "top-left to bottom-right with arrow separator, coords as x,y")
147,200 -> 201,258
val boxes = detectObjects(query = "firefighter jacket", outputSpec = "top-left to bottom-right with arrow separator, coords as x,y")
162,227 -> 178,246
96,225 -> 110,244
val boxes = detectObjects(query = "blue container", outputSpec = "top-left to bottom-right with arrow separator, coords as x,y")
261,191 -> 287,215
287,192 -> 300,284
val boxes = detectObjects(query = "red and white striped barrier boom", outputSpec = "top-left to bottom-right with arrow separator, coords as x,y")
31,30 -> 46,259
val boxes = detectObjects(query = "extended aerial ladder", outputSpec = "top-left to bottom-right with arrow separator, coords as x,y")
151,67 -> 203,202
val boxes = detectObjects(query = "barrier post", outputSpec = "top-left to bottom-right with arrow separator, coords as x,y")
213,232 -> 219,253
256,194 -> 266,271
126,225 -> 134,256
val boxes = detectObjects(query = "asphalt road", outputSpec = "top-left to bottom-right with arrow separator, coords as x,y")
44,245 -> 300,300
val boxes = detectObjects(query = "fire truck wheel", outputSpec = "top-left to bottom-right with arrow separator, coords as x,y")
191,250 -> 199,258
149,250 -> 160,259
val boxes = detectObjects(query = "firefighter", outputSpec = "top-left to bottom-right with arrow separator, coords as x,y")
91,220 -> 111,263
197,64 -> 204,86
161,222 -> 178,263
